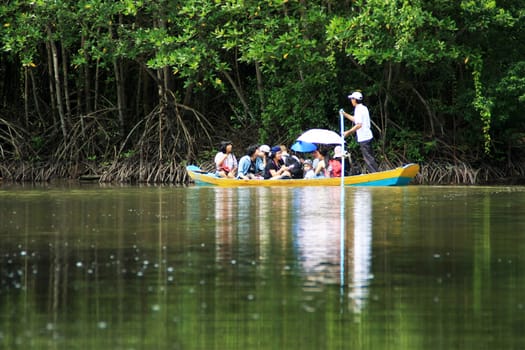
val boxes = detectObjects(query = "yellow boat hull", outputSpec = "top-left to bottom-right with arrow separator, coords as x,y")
187,164 -> 419,187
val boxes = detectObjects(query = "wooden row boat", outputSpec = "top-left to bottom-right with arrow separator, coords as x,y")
186,163 -> 419,187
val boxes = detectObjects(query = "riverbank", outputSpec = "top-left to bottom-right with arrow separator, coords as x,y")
2,160 -> 523,185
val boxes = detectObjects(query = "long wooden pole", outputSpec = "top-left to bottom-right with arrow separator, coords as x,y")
339,109 -> 345,290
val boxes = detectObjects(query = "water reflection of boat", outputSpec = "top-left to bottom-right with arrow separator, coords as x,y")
348,188 -> 373,313
292,187 -> 344,285
292,187 -> 373,312
187,164 -> 419,187
210,185 -> 374,312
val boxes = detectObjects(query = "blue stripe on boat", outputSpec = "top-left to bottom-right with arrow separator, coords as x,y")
352,176 -> 413,186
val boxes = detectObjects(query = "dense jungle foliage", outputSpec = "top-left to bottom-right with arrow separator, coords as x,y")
0,0 -> 524,184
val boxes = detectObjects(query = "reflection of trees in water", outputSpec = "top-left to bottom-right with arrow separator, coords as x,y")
0,188 -> 184,346
213,187 -> 292,266
2,186 -> 517,347
214,188 -> 236,263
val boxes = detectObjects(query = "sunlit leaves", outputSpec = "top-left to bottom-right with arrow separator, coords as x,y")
327,0 -> 458,66
460,0 -> 516,30
469,55 -> 493,154
120,0 -> 143,16
497,62 -> 525,104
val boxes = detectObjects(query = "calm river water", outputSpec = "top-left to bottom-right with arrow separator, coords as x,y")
1,183 -> 525,349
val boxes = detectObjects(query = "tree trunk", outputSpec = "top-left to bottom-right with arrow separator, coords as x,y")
94,58 -> 100,112
61,43 -> 72,119
221,70 -> 254,120
109,21 -> 126,137
157,69 -> 165,162
24,67 -> 29,126
255,61 -> 264,112
113,57 -> 126,137
29,69 -> 43,124
381,62 -> 393,142
81,33 -> 92,114
411,86 -> 436,136
45,40 -> 58,128
47,25 -> 68,139
183,82 -> 194,108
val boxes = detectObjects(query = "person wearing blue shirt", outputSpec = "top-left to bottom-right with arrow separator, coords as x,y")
237,144 -> 262,179
256,144 -> 270,177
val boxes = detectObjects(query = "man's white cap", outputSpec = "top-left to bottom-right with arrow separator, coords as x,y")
260,144 -> 270,153
347,91 -> 363,101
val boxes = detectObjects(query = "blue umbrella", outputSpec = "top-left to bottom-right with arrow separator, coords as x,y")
291,140 -> 317,153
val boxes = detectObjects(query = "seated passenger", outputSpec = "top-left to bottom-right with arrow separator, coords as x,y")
237,144 -> 262,179
328,145 -> 346,177
313,149 -> 329,178
264,146 -> 292,179
280,145 -> 303,179
311,150 -> 320,170
256,144 -> 270,177
303,159 -> 315,179
214,141 -> 237,178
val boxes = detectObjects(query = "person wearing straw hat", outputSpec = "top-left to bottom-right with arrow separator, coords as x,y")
341,91 -> 379,173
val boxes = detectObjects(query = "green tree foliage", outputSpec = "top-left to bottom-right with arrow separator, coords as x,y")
143,0 -> 337,142
1,0 -> 525,181
327,0 -> 524,160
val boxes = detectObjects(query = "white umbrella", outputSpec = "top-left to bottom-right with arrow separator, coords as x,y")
296,128 -> 344,145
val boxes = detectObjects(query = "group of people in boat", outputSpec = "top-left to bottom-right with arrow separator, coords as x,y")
214,141 -> 354,180
213,90 -> 379,180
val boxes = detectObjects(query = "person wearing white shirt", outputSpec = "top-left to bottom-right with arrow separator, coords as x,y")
341,91 -> 379,173
214,140 -> 238,178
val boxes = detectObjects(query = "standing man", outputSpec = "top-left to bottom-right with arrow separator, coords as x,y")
341,91 -> 379,173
